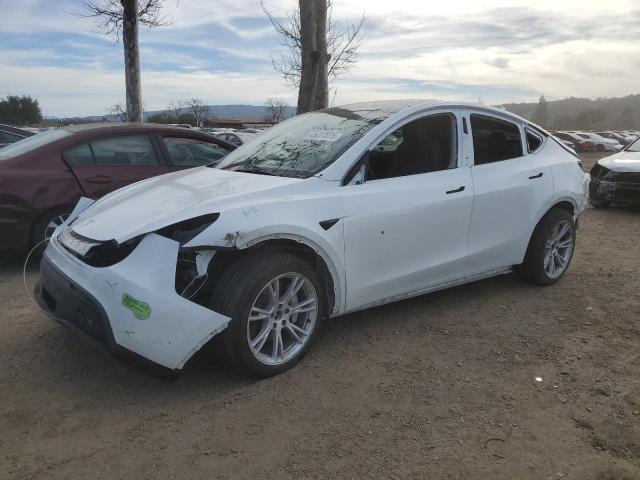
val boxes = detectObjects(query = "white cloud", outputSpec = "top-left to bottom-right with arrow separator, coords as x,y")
0,64 -> 295,117
0,0 -> 638,115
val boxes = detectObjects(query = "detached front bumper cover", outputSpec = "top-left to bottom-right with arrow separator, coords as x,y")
36,228 -> 231,371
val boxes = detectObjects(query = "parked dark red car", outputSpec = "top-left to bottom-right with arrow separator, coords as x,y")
551,131 -> 595,153
0,123 -> 235,252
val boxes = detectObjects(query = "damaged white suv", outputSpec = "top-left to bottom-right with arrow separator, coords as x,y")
36,100 -> 589,377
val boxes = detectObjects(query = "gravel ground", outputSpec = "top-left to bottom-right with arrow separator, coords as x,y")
1,152 -> 639,480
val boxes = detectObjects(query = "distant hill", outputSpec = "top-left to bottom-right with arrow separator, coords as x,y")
67,104 -> 296,124
501,94 -> 640,131
141,104 -> 296,123
53,96 -> 640,131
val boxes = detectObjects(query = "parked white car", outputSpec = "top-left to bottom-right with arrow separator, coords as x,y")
570,131 -> 623,152
215,131 -> 257,146
36,100 -> 589,377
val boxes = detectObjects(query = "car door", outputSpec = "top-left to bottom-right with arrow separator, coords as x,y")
158,134 -> 233,171
465,112 -> 554,275
340,110 -> 474,311
64,133 -> 169,199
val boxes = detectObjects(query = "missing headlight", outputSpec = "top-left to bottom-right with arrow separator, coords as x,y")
156,213 -> 220,245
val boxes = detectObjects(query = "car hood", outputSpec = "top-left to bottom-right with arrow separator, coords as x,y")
598,151 -> 640,173
71,167 -> 302,242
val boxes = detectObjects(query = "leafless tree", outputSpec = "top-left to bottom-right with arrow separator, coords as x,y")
167,100 -> 185,120
74,0 -> 171,123
262,0 -> 365,113
185,98 -> 209,127
108,103 -> 128,122
265,98 -> 289,124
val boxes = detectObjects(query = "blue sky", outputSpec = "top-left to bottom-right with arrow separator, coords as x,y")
0,0 -> 638,117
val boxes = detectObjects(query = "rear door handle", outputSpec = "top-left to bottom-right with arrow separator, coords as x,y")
529,172 -> 543,179
446,186 -> 465,194
85,175 -> 112,184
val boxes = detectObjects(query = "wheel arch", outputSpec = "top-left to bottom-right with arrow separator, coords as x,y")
520,197 -> 578,264
207,233 -> 343,316
549,199 -> 576,216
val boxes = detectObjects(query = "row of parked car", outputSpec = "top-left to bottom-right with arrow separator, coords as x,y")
0,123 -> 266,149
1,117 -> 638,256
552,130 -> 639,153
169,124 -> 264,146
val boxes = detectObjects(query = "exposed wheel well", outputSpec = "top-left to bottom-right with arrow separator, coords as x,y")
205,239 -> 337,315
551,200 -> 575,217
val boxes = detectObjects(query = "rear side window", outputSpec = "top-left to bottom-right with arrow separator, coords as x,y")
163,136 -> 230,167
91,135 -> 159,166
471,114 -> 523,165
526,129 -> 543,153
66,143 -> 93,165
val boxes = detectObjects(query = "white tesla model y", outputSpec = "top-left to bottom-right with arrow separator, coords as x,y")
36,100 -> 589,377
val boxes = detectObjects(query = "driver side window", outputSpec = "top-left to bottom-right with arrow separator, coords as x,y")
351,113 -> 457,184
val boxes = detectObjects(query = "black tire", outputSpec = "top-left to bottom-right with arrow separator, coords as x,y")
209,250 -> 325,377
591,199 -> 611,208
517,209 -> 576,286
596,144 -> 605,152
31,207 -> 72,251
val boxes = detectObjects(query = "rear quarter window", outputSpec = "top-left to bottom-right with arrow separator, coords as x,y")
526,129 -> 544,153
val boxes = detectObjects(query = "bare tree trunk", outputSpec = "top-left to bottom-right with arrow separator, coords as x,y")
297,0 -> 315,114
297,0 -> 330,114
312,0 -> 329,111
122,0 -> 143,122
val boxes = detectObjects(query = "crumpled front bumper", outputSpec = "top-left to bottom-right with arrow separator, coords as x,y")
590,179 -> 640,205
36,230 -> 231,372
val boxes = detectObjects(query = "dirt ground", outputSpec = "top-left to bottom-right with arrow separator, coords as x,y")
1,152 -> 639,480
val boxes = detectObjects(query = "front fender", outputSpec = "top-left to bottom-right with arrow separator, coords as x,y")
186,220 -> 346,315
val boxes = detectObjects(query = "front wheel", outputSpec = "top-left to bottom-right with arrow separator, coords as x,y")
209,251 -> 325,377
517,209 -> 576,286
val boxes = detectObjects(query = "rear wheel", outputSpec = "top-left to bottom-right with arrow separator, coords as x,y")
209,251 -> 325,377
517,209 -> 576,286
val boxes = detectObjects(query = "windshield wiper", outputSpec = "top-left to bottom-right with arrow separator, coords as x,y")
226,164 -> 279,176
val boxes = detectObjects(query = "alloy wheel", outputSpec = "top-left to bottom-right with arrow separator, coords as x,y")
246,273 -> 318,366
544,220 -> 574,279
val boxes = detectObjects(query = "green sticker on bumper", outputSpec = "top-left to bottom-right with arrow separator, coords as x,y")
121,294 -> 151,320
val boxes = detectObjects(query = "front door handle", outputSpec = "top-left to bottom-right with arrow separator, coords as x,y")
446,186 -> 465,194
529,172 -> 543,179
